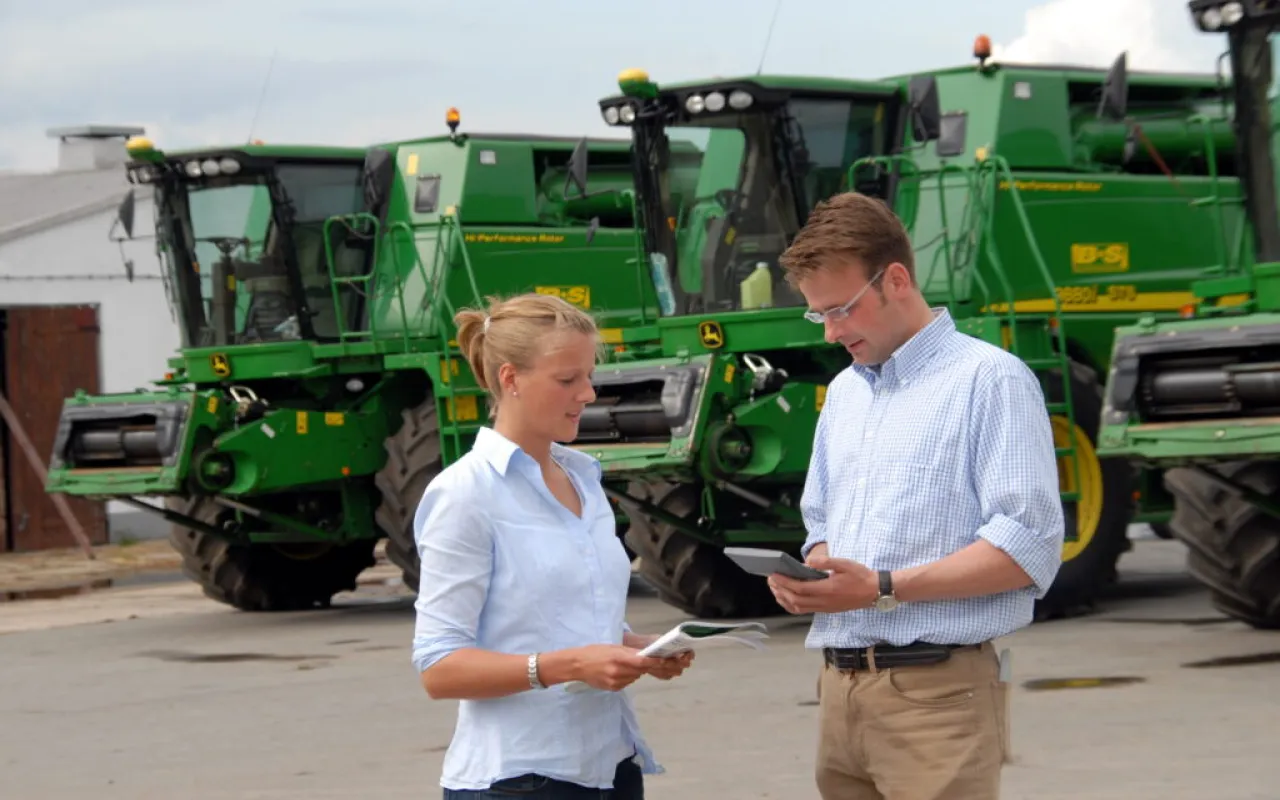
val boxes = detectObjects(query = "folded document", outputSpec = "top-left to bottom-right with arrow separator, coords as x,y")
563,620 -> 768,693
638,620 -> 769,658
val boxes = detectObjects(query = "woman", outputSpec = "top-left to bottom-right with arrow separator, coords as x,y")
411,292 -> 693,799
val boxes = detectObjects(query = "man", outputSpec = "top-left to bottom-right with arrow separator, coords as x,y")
767,192 -> 1064,800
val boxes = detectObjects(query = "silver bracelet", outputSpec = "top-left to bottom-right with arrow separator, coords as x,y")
527,653 -> 545,690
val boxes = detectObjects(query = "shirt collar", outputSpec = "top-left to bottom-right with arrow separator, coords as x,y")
849,307 -> 956,386
472,426 -> 602,482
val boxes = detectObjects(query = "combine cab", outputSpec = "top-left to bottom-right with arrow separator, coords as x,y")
573,46 -> 1244,619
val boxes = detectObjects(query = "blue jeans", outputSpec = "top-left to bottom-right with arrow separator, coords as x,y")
443,757 -> 643,799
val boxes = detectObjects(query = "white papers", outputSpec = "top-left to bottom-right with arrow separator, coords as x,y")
637,620 -> 769,658
562,620 -> 768,693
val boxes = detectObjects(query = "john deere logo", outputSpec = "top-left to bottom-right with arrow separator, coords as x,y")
698,321 -> 725,349
210,353 -> 231,377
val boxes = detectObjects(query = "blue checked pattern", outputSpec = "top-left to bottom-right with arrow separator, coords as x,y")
800,308 -> 1065,649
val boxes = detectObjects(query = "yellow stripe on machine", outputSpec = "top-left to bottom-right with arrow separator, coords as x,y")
985,289 -> 1249,314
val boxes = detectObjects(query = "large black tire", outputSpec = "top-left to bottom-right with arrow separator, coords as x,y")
374,400 -> 443,592
1164,463 -> 1280,629
621,481 -> 782,618
1034,360 -> 1135,620
167,497 -> 376,611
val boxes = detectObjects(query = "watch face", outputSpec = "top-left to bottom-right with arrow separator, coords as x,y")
875,595 -> 900,611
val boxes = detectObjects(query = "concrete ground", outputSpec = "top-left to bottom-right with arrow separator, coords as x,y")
2,537 -> 1278,799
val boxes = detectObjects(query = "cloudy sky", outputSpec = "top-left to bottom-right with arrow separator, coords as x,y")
0,0 -> 1227,172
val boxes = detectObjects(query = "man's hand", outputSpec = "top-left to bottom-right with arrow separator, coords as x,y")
768,555 -> 879,614
804,543 -> 829,565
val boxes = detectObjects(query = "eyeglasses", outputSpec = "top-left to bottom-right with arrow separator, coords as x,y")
802,268 -> 886,324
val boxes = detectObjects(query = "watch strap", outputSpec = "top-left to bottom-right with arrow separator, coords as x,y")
878,570 -> 893,598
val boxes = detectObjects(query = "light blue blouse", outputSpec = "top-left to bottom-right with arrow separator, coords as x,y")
411,426 -> 660,791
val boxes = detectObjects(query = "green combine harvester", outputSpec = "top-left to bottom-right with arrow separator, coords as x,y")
1097,0 -> 1280,629
568,45 -> 1248,620
43,116 -> 664,610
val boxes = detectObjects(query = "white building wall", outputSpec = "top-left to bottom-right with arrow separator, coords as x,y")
0,196 -> 182,394
0,195 -> 181,542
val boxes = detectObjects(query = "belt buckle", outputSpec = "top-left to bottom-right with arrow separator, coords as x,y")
825,647 -> 870,671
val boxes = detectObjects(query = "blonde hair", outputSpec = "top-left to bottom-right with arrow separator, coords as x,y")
454,293 -> 601,413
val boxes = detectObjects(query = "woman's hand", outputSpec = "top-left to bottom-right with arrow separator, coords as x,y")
645,650 -> 695,680
621,631 -> 695,681
543,645 -> 658,692
622,631 -> 660,650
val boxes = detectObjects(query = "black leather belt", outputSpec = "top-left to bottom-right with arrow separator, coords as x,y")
823,642 -> 980,671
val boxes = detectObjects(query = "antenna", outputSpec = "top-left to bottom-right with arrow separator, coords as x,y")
756,0 -> 783,75
247,48 -> 279,144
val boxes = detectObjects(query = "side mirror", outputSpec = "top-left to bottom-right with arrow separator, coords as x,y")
566,137 -> 589,198
115,191 -> 135,240
907,76 -> 942,142
361,146 -> 397,223
1098,52 -> 1128,121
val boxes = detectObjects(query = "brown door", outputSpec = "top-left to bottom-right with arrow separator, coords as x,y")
2,305 -> 108,552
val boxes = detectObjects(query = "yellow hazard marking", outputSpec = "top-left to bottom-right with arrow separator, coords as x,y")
406,153 -> 419,175
985,287 -> 1247,314
296,411 -> 308,435
446,395 -> 479,422
816,384 -> 827,411
439,358 -> 461,384
324,412 -> 344,426
207,396 -> 218,414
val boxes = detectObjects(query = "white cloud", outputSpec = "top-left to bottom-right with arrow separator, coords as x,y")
992,0 -> 1218,72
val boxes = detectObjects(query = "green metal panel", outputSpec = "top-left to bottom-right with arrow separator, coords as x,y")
567,50 -> 1260,619
44,128 -> 662,557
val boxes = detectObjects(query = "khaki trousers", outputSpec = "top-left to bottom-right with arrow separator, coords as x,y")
814,642 -> 1009,800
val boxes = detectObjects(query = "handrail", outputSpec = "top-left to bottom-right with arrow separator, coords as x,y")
382,210 -> 487,459
321,208 -> 486,349
321,212 -> 386,342
976,153 -> 1077,475
851,149 -> 1081,509
847,155 -> 985,317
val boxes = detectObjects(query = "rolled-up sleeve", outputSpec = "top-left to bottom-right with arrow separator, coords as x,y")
411,476 -> 494,673
970,365 -> 1065,597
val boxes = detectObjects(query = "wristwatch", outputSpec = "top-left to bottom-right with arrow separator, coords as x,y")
874,570 -> 900,611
